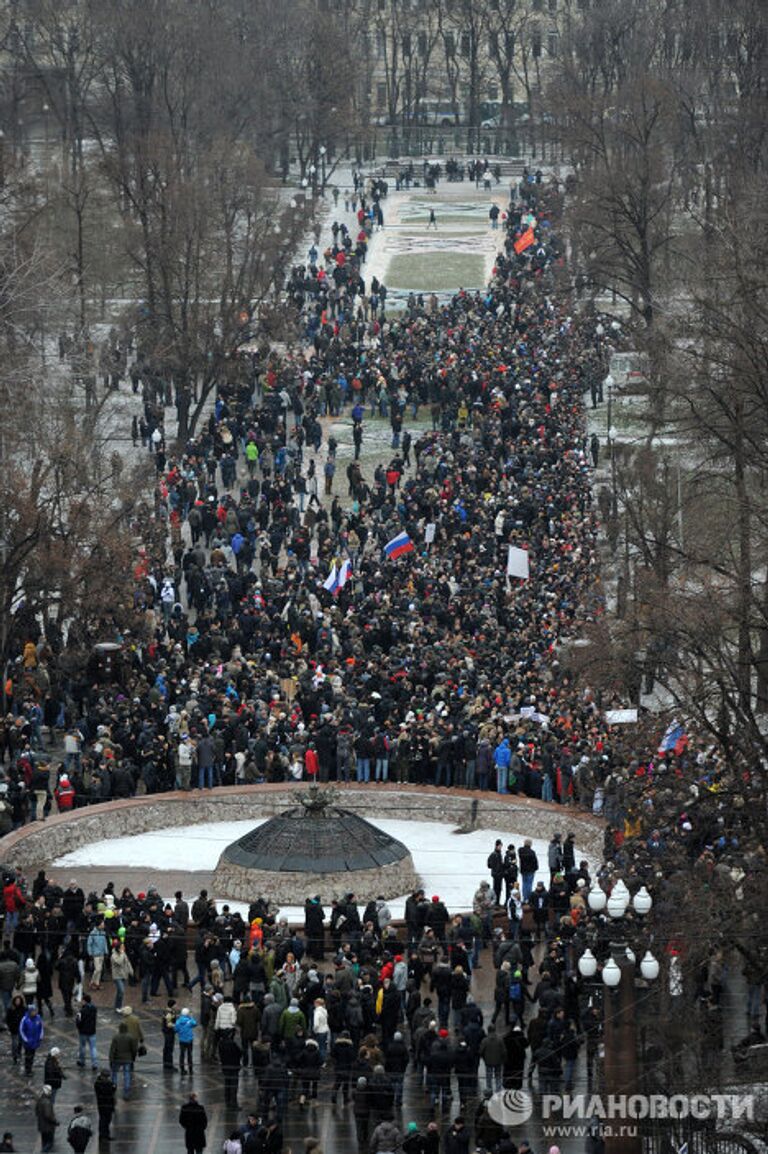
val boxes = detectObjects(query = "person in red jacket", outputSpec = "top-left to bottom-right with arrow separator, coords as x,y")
2,877 -> 25,935
54,775 -> 76,812
304,745 -> 319,778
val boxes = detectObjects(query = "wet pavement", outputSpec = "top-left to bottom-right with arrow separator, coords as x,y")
0,933 -> 590,1153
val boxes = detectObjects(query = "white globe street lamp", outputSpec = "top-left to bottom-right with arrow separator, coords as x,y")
578,949 -> 597,978
588,884 -> 607,912
632,886 -> 652,916
612,878 -> 630,904
640,951 -> 660,982
607,888 -> 629,919
602,957 -> 621,987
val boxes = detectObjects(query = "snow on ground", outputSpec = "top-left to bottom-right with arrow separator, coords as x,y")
54,818 -> 594,921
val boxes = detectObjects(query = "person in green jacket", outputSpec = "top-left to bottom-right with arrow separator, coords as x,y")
245,440 -> 259,477
279,998 -> 306,1039
108,1023 -> 138,1099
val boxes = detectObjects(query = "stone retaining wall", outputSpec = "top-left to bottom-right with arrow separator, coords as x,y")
0,784 -> 604,872
212,853 -> 421,906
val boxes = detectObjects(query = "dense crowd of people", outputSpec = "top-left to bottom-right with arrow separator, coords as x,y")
0,169 -> 618,831
0,827 -> 597,1152
1,163 -> 763,1151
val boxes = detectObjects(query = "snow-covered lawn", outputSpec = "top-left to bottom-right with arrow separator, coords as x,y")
54,818 -> 593,921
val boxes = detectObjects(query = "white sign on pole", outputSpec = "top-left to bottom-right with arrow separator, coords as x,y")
605,709 -> 638,725
507,545 -> 530,579
425,523 -> 436,544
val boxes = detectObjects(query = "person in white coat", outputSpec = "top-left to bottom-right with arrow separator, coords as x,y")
507,886 -> 524,940
312,997 -> 329,1061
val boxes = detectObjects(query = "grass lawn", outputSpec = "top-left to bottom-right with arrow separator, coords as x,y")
386,251 -> 487,290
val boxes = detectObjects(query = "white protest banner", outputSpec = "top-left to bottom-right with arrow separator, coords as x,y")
605,709 -> 638,725
507,545 -> 530,579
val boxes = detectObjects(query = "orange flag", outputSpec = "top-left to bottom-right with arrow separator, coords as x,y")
514,226 -> 535,255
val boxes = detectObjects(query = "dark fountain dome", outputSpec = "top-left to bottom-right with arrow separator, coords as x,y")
221,805 -> 410,873
212,786 -> 421,904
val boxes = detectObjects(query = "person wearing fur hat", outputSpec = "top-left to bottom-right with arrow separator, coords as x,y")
35,1086 -> 57,1153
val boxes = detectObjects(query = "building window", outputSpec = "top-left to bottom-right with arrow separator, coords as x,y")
461,32 -> 471,56
505,30 -> 516,55
444,31 -> 455,55
402,31 -> 412,55
376,82 -> 387,108
532,0 -> 543,12
548,0 -> 557,12
489,31 -> 499,54
532,25 -> 542,57
547,29 -> 559,56
418,30 -> 428,55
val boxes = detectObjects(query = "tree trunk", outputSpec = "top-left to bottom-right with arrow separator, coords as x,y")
734,417 -> 752,712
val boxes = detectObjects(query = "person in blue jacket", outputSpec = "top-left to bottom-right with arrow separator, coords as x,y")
494,736 -> 512,794
19,1003 -> 44,1076
174,1008 -> 198,1075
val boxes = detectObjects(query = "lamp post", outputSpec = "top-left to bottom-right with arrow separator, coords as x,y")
42,102 -> 50,197
579,881 -> 658,1154
319,144 -> 327,195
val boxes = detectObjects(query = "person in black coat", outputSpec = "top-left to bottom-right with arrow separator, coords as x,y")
353,1075 -> 371,1149
218,1032 -> 243,1107
453,1040 -> 478,1108
56,951 -> 79,1016
298,1037 -> 323,1103
383,1030 -> 409,1107
530,883 -> 549,942
487,840 -> 505,904
179,1092 -> 208,1153
331,1029 -> 356,1104
259,1050 -> 289,1124
379,980 -> 401,1047
93,1069 -> 116,1139
425,897 -> 450,943
445,1116 -> 471,1154
304,898 -> 326,960
503,1023 -> 529,1088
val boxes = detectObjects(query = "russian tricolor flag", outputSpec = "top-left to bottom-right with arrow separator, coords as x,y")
323,565 -> 339,593
338,558 -> 352,588
658,720 -> 688,756
384,532 -> 414,560
323,559 -> 352,595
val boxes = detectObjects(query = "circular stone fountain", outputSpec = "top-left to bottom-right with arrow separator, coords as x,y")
212,787 -> 420,904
